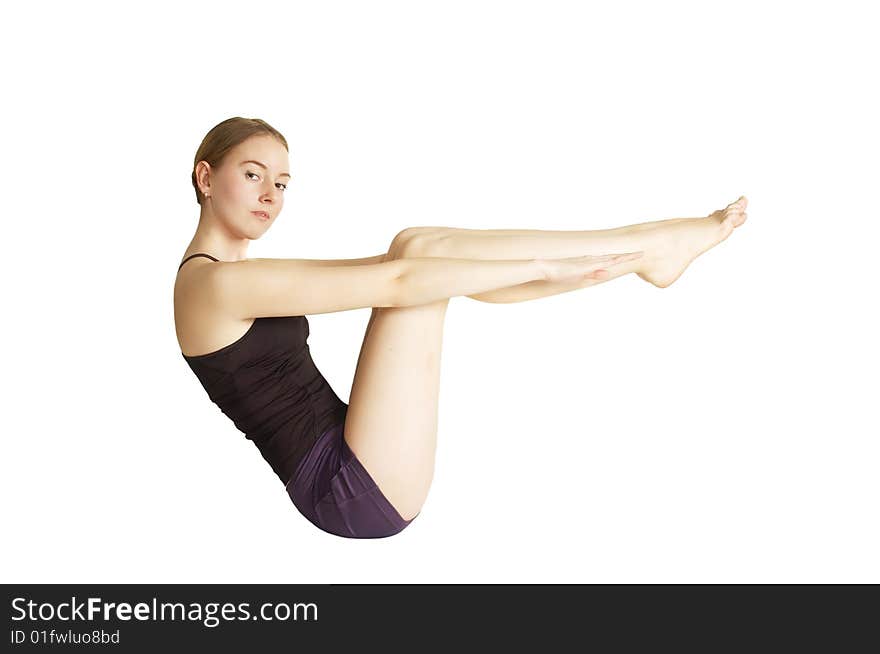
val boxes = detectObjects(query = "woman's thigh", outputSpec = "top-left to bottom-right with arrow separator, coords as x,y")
343,229 -> 450,521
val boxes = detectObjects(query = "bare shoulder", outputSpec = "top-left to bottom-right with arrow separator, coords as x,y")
174,258 -> 254,357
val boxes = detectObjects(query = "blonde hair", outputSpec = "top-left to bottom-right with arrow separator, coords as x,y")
191,117 -> 289,206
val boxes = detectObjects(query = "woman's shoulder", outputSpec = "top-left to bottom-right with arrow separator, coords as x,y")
174,256 -> 254,358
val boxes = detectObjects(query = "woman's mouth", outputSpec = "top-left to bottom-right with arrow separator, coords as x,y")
252,211 -> 270,221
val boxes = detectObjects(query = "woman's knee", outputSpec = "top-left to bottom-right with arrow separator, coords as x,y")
387,226 -> 447,260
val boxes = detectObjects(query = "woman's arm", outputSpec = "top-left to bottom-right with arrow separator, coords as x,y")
248,253 -> 387,267
396,257 -> 545,306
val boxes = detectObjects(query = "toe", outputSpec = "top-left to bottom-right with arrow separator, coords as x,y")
727,195 -> 749,209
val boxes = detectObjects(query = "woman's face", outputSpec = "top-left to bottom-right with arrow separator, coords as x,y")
200,135 -> 290,238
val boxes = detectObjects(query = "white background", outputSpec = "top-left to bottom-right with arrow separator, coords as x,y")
2,0 -> 877,583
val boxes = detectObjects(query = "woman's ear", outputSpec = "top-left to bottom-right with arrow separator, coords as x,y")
196,160 -> 212,195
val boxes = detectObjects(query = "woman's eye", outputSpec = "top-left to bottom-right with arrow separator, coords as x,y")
247,171 -> 286,191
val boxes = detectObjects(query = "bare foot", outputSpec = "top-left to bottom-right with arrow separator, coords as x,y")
637,196 -> 748,288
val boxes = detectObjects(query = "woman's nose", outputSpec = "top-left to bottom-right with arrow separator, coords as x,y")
261,186 -> 280,201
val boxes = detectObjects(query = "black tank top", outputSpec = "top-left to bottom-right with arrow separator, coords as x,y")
178,253 -> 348,485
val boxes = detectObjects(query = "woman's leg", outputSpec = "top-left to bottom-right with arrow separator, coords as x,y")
343,199 -> 749,522
344,231 -> 450,521
418,197 -> 748,302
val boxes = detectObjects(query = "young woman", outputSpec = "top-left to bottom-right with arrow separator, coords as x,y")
174,117 -> 748,539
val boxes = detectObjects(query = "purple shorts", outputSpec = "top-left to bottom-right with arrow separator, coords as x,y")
286,421 -> 418,538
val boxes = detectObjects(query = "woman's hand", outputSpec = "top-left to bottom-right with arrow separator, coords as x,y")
536,252 -> 644,283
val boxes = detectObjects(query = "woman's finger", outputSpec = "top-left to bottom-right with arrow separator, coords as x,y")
562,251 -> 644,262
592,252 -> 643,269
604,251 -> 643,259
603,251 -> 644,263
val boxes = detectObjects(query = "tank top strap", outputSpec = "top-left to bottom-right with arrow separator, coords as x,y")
178,253 -> 219,271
